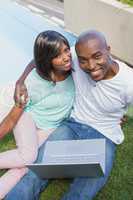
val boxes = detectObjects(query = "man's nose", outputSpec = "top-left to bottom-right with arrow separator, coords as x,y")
88,60 -> 95,71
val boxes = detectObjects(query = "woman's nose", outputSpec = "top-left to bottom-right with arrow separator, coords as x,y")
63,53 -> 70,62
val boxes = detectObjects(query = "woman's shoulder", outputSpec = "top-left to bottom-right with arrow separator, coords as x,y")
25,69 -> 51,86
25,69 -> 53,98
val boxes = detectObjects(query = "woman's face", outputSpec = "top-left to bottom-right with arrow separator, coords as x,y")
51,43 -> 72,72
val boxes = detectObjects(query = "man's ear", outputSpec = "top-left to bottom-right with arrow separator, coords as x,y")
107,46 -> 111,52
75,43 -> 78,53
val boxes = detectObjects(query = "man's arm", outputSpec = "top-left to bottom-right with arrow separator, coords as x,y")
0,59 -> 34,139
14,59 -> 35,106
0,105 -> 23,139
16,59 -> 35,83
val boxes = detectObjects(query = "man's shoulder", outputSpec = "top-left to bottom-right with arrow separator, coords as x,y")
117,60 -> 133,72
70,46 -> 79,69
70,46 -> 76,58
115,60 -> 133,81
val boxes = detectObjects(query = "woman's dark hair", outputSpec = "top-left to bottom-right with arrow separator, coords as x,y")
34,30 -> 70,81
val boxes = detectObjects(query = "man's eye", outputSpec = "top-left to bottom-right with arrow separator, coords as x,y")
79,59 -> 86,64
95,55 -> 102,59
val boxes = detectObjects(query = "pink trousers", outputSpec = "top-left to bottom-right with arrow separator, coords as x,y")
0,112 -> 54,199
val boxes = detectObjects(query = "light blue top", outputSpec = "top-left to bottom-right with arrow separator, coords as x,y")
25,69 -> 75,130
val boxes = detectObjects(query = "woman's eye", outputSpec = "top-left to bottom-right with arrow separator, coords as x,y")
55,54 -> 61,59
65,48 -> 70,52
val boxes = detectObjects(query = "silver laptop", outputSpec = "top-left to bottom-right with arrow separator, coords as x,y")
27,139 -> 106,179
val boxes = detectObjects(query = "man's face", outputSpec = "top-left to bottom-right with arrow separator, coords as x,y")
75,38 -> 111,81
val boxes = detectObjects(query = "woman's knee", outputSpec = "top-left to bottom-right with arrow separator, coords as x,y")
19,147 -> 38,164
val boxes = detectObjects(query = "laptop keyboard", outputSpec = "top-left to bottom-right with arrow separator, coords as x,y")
44,154 -> 98,164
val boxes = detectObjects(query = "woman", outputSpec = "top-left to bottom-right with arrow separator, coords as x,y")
0,30 -> 75,199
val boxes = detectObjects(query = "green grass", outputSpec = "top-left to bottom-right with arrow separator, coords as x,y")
118,0 -> 133,6
0,109 -> 133,200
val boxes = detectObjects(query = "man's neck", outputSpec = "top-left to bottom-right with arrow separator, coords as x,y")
104,60 -> 119,80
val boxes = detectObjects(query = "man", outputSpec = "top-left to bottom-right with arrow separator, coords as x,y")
5,30 -> 133,200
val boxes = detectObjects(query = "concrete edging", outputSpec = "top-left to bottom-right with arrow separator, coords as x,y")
64,0 -> 133,65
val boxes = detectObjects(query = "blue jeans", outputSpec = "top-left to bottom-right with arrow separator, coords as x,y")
5,118 -> 116,200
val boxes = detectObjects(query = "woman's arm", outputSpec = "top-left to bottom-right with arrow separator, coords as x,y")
0,105 -> 24,139
14,59 -> 35,107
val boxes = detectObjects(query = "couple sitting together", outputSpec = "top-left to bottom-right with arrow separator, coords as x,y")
0,29 -> 132,200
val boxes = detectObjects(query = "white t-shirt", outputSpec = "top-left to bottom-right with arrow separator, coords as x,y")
71,47 -> 133,144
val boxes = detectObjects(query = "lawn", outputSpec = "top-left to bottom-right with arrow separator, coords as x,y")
118,0 -> 133,6
0,108 -> 133,200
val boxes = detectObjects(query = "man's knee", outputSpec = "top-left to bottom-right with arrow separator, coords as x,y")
105,139 -> 116,175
